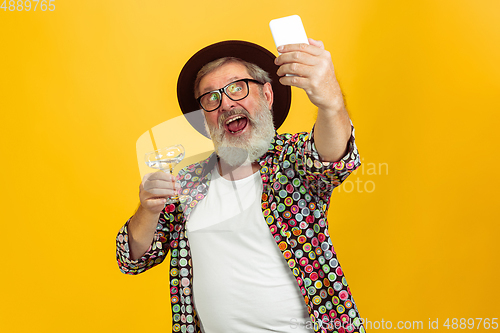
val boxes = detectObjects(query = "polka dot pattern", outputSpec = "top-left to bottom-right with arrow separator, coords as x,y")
116,128 -> 364,333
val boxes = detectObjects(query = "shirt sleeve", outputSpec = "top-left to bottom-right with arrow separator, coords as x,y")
288,123 -> 360,203
115,211 -> 171,275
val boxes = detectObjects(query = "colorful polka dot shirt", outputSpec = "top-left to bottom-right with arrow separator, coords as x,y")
116,127 -> 366,333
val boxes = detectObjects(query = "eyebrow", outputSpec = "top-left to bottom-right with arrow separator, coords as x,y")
199,76 -> 244,95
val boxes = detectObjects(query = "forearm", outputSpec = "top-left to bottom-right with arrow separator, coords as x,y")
128,205 -> 160,261
314,103 -> 352,162
274,39 -> 354,162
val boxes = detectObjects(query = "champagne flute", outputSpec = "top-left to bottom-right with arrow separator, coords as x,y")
145,144 -> 185,204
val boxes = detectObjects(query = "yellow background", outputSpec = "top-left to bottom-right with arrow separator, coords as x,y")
1,0 -> 499,332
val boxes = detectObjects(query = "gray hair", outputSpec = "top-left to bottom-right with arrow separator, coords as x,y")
194,57 -> 271,98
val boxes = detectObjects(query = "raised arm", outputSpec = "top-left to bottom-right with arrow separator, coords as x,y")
275,38 -> 351,162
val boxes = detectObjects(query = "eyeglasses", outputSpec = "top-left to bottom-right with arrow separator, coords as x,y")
197,78 -> 264,112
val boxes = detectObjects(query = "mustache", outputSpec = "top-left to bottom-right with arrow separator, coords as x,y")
217,108 -> 253,128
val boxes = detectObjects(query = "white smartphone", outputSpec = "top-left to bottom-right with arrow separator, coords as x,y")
269,15 -> 309,54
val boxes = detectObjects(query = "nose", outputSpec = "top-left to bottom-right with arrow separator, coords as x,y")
219,92 -> 236,112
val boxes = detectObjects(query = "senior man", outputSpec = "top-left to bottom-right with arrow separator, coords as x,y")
116,40 -> 364,333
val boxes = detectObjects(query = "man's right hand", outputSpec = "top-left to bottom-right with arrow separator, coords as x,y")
139,171 -> 180,214
128,171 -> 179,260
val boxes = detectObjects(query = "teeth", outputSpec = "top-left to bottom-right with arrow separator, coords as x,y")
225,115 -> 244,125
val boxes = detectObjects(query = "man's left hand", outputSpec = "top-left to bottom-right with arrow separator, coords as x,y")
275,38 -> 352,162
275,38 -> 344,113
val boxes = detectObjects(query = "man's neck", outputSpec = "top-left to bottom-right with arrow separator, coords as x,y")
217,159 -> 260,181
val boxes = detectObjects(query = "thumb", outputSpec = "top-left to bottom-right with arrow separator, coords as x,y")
146,197 -> 167,210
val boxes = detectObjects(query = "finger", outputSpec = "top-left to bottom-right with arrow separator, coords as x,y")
147,170 -> 176,182
141,185 -> 179,202
143,172 -> 167,187
308,38 -> 325,49
278,74 -> 309,90
142,197 -> 167,211
276,63 -> 314,78
277,42 -> 322,56
143,179 -> 169,191
143,179 -> 177,191
275,51 -> 318,67
144,175 -> 181,191
144,187 -> 177,197
145,176 -> 177,186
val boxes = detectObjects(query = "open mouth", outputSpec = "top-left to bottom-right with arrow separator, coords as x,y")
223,115 -> 249,134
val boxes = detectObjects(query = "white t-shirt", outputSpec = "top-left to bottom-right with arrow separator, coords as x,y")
186,167 -> 312,333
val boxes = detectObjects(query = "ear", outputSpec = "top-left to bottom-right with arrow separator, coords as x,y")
262,82 -> 274,110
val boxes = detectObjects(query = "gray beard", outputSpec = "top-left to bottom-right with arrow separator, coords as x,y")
204,99 -> 275,167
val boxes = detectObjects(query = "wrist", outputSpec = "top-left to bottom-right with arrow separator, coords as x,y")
133,204 -> 161,227
318,102 -> 346,117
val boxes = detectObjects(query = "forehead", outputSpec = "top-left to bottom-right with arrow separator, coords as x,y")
198,62 -> 251,93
